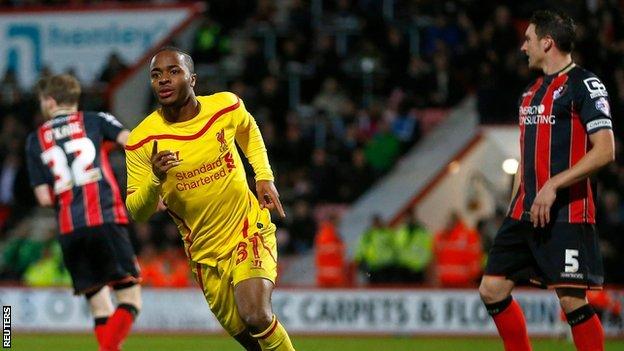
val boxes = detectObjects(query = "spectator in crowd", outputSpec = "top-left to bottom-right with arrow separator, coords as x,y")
0,137 -> 34,229
0,221 -> 46,281
312,34 -> 342,85
491,6 -> 518,59
314,215 -> 346,287
137,243 -> 168,288
309,148 -> 338,202
338,148 -> 375,202
423,13 -> 464,56
390,98 -> 421,152
138,243 -> 191,288
429,50 -> 464,107
394,210 -> 433,284
287,200 -> 317,254
402,56 -> 436,107
355,214 -> 397,284
98,52 -> 128,84
597,190 -> 624,283
256,75 -> 288,129
191,16 -> 231,64
312,77 -> 349,118
433,211 -> 483,287
364,119 -> 401,174
383,25 -> 411,89
0,144 -> 21,207
241,38 -> 270,86
23,240 -> 71,287
0,68 -> 21,110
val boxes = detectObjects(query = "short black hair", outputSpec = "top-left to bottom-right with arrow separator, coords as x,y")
152,46 -> 195,73
530,10 -> 576,53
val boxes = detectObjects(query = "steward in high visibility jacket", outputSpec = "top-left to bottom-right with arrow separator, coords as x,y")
315,219 -> 346,287
395,218 -> 433,283
355,215 -> 397,283
433,213 -> 483,287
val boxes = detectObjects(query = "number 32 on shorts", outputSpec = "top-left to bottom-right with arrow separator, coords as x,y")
565,249 -> 579,273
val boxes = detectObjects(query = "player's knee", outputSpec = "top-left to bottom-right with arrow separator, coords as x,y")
240,308 -> 273,331
479,278 -> 509,304
113,282 -> 143,311
85,287 -> 115,317
478,282 -> 495,304
556,289 -> 587,313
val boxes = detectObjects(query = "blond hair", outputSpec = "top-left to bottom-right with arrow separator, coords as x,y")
36,74 -> 81,105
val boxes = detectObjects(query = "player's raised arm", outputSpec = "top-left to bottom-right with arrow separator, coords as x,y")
125,140 -> 180,221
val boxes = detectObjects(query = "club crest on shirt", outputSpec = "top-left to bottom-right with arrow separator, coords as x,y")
553,85 -> 567,100
216,128 -> 228,152
595,97 -> 610,117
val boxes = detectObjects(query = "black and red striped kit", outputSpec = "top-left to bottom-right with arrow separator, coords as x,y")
509,64 -> 612,223
26,111 -> 129,234
25,111 -> 139,294
485,64 -> 611,289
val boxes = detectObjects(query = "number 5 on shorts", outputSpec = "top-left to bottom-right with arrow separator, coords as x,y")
565,249 -> 579,273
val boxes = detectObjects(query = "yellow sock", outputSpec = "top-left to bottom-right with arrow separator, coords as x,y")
250,315 -> 295,351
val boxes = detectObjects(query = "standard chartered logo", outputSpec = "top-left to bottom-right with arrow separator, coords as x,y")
519,104 -> 555,125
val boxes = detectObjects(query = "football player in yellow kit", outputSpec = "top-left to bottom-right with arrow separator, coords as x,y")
125,47 -> 295,351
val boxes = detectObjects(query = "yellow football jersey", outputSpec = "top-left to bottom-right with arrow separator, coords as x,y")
125,92 -> 274,266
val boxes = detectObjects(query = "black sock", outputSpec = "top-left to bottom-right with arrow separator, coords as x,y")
484,295 -> 513,316
94,317 -> 108,327
565,304 -> 595,326
118,303 -> 140,319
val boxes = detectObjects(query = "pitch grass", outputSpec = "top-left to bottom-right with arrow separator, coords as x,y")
12,333 -> 624,351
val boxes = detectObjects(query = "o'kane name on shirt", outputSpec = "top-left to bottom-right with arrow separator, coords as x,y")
43,122 -> 84,142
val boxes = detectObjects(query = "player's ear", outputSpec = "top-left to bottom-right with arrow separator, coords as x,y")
543,37 -> 553,52
43,96 -> 57,110
190,73 -> 197,88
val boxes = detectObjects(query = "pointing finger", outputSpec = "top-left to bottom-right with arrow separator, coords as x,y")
274,195 -> 286,218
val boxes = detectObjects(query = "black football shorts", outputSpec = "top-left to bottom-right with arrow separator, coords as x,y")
484,217 -> 603,289
58,224 -> 141,295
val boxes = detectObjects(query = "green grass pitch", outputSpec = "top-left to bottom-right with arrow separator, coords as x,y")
11,333 -> 624,351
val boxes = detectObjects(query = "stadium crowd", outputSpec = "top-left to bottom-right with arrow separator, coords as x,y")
0,0 -> 622,288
